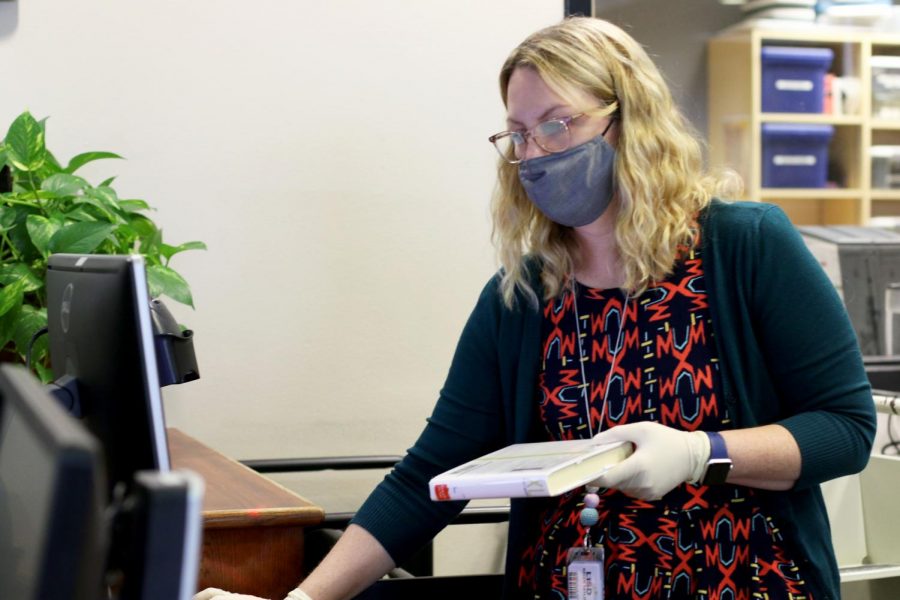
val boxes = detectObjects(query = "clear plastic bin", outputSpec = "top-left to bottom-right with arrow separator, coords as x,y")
871,145 -> 900,189
885,282 -> 900,355
872,56 -> 900,120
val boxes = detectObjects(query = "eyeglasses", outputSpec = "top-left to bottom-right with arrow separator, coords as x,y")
488,104 -> 618,165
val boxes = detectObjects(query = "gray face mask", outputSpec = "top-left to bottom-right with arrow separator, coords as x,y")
518,131 -> 617,228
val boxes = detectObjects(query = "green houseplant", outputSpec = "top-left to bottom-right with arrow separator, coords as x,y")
0,110 -> 205,381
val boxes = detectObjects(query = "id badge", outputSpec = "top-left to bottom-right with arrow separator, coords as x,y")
566,546 -> 604,600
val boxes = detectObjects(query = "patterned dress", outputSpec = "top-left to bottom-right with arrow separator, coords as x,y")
519,231 -> 815,600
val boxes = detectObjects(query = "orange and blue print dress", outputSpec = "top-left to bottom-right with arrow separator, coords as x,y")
520,233 -> 815,599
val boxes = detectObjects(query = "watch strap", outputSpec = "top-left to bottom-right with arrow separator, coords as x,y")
706,431 -> 729,460
701,431 -> 732,486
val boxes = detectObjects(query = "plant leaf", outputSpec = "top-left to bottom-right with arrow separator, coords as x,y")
118,199 -> 150,213
139,225 -> 162,256
89,185 -> 118,205
160,240 -> 208,261
6,205 -> 41,261
63,206 -> 98,222
48,221 -> 115,254
0,302 -> 20,351
0,205 -> 15,230
73,195 -> 117,223
176,240 -> 207,252
64,151 -> 123,174
33,361 -> 53,384
99,176 -> 117,187
12,304 -> 48,364
36,149 -> 63,179
0,263 -> 43,291
158,243 -> 178,261
0,279 -> 24,317
41,173 -> 89,197
26,214 -> 60,255
146,264 -> 194,307
5,112 -> 46,172
127,214 -> 156,238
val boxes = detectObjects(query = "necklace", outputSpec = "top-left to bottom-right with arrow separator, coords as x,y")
570,281 -> 630,545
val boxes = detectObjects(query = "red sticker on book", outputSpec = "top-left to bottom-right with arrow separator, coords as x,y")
434,484 -> 450,501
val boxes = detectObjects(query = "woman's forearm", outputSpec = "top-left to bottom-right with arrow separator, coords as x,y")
295,524 -> 395,600
721,424 -> 801,490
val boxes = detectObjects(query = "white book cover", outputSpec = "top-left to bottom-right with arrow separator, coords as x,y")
429,439 -> 633,501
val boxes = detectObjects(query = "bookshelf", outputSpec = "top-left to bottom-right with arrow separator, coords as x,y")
708,27 -> 900,225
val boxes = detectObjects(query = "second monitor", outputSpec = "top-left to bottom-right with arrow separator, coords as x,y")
46,254 -> 170,497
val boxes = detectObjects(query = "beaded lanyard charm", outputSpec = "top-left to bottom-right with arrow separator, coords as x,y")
580,484 -> 602,544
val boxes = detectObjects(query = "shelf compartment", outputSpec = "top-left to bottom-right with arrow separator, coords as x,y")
872,190 -> 900,201
759,188 -> 862,200
761,113 -> 863,125
709,28 -> 898,226
762,196 -> 861,225
872,120 -> 900,131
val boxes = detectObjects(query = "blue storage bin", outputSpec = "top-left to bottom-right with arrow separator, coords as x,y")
762,123 -> 834,188
761,46 -> 834,113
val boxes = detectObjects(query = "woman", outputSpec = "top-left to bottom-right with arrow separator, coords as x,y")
198,16 -> 875,600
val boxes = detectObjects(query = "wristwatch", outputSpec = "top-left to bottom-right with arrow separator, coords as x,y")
700,431 -> 732,485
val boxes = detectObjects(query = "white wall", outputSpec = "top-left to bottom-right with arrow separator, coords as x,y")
0,1 -> 561,463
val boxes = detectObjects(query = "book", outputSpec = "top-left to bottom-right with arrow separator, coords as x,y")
429,439 -> 633,501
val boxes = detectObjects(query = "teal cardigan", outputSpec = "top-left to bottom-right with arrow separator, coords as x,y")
352,200 -> 876,599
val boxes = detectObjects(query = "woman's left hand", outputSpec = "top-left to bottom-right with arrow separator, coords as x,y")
193,589 -> 269,600
590,422 -> 710,500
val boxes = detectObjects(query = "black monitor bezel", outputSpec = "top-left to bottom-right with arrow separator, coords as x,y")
46,254 -> 171,497
0,364 -> 108,600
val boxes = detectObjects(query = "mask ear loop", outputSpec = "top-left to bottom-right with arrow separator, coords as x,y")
599,117 -> 615,138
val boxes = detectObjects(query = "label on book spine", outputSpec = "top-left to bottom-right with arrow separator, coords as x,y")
433,484 -> 450,501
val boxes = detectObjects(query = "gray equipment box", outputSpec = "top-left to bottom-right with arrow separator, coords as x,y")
800,226 -> 900,355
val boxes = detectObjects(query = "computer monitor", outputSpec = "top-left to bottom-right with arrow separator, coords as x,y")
117,470 -> 204,600
0,363 -> 108,600
46,254 -> 170,498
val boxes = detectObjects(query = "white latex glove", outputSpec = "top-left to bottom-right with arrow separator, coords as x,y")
192,589 -> 269,600
192,587 -> 312,600
590,422 -> 711,500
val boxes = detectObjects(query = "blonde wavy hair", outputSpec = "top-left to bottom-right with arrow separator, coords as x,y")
492,17 -> 740,308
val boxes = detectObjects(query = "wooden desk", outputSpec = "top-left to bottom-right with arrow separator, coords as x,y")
168,428 -> 325,599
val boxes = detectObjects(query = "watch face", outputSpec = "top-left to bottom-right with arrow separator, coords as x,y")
703,459 -> 733,486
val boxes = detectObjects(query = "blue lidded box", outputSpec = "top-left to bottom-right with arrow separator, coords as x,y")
762,123 -> 834,188
761,46 -> 834,113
